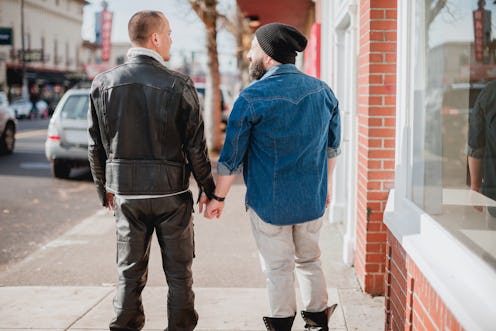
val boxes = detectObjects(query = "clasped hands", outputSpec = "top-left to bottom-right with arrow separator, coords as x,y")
199,194 -> 224,219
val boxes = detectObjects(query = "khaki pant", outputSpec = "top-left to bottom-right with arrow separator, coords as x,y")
249,208 -> 328,317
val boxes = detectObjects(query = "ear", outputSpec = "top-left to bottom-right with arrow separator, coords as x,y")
262,53 -> 272,68
151,32 -> 159,47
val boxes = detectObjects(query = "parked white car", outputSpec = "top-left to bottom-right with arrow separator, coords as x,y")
45,88 -> 90,178
194,83 -> 233,125
0,92 -> 16,154
34,100 -> 49,118
10,97 -> 33,119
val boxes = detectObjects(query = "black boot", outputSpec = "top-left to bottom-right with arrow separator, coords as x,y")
301,304 -> 338,331
263,314 -> 296,331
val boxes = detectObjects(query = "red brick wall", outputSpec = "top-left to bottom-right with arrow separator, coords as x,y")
355,0 -> 397,295
386,231 -> 465,331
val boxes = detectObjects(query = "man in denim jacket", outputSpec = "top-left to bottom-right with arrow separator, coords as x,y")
467,81 -> 496,217
205,23 -> 341,331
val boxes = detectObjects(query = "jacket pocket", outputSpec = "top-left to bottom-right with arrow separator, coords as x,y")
249,208 -> 284,237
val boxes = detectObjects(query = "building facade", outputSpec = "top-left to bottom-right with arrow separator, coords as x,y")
237,0 -> 496,330
0,0 -> 87,98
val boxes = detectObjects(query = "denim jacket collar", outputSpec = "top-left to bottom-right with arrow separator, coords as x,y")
260,64 -> 299,81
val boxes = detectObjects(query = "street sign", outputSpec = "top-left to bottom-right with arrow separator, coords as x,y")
17,49 -> 43,62
0,27 -> 13,45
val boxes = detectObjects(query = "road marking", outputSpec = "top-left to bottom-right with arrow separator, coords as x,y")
19,162 -> 50,169
16,129 -> 47,139
43,239 -> 88,248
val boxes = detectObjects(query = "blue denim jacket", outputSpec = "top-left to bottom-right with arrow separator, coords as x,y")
218,64 -> 341,225
467,81 -> 496,201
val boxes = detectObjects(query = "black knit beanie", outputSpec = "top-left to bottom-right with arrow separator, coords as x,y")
255,23 -> 308,64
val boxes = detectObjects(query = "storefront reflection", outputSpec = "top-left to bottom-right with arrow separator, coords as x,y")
421,0 -> 496,269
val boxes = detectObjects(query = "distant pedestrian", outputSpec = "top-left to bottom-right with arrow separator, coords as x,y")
205,23 -> 341,331
88,10 -> 215,330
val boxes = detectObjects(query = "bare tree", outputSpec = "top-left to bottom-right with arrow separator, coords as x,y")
426,0 -> 448,27
218,5 -> 251,87
188,0 -> 253,151
188,0 -> 223,152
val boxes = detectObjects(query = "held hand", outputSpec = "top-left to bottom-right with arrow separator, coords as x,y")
198,193 -> 208,213
470,187 -> 483,212
326,193 -> 331,208
105,192 -> 115,210
205,200 -> 224,219
326,183 -> 333,208
470,185 -> 484,213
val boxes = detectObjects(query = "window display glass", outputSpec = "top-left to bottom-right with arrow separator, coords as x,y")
412,0 -> 496,268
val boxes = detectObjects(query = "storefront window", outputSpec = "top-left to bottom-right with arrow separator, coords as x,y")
412,0 -> 496,268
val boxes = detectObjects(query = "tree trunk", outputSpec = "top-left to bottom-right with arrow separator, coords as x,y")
234,6 -> 250,87
205,20 -> 223,152
188,0 -> 223,152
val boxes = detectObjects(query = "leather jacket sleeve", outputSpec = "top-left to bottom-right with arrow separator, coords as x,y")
88,85 -> 108,206
181,79 -> 216,197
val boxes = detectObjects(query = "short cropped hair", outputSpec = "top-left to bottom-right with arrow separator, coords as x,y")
128,10 -> 164,45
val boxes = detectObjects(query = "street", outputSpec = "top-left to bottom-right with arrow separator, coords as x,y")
0,118 -> 98,268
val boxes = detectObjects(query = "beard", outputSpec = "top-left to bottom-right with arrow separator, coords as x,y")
249,58 -> 267,81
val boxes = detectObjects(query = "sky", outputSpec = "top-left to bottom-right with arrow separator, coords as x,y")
81,0 -> 237,67
429,0 -> 496,47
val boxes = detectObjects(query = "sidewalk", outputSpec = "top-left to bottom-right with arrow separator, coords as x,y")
0,178 -> 384,330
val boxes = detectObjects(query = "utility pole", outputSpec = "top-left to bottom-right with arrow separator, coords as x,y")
20,0 -> 28,98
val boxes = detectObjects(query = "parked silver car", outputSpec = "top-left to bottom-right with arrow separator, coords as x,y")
0,92 -> 16,155
45,88 -> 90,178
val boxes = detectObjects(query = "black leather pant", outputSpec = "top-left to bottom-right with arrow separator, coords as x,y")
109,191 -> 198,331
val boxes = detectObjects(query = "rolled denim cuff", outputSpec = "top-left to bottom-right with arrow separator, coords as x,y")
217,162 -> 243,175
327,147 -> 341,158
466,145 -> 484,158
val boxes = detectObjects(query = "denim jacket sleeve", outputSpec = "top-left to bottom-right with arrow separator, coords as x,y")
327,89 -> 342,159
217,96 -> 252,175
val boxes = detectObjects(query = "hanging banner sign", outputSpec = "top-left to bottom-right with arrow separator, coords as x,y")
473,9 -> 484,62
473,8 -> 491,63
101,10 -> 113,62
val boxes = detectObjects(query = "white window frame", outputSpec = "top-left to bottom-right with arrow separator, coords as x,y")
384,1 -> 496,330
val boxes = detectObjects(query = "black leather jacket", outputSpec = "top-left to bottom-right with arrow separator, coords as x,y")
88,55 -> 215,205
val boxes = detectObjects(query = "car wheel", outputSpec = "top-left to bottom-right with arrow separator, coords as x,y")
51,159 -> 71,178
0,122 -> 15,155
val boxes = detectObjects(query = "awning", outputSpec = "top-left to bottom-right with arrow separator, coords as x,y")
6,65 -> 84,86
237,0 -> 313,32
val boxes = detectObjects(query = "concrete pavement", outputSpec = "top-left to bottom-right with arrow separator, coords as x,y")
0,178 -> 384,330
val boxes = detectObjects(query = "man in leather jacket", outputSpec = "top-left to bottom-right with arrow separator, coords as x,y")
88,10 -> 215,331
